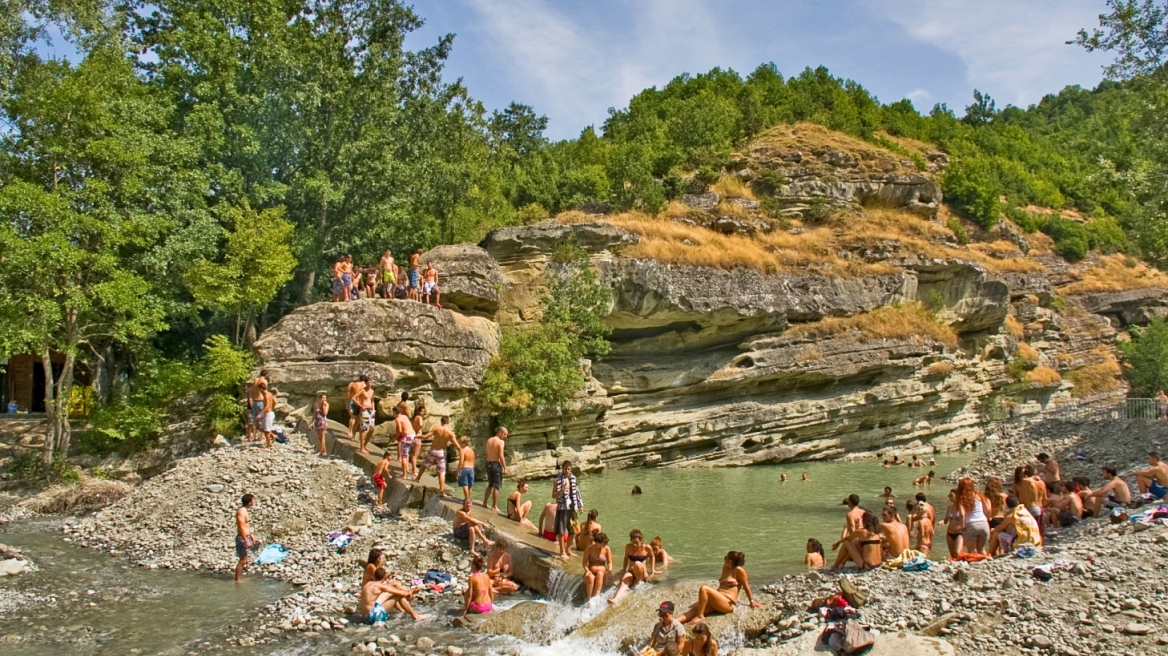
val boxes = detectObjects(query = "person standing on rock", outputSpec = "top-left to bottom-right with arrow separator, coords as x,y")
1134,451 -> 1168,498
456,439 -> 476,503
393,406 -> 415,475
259,383 -> 276,450
345,376 -> 369,442
246,370 -> 268,443
416,416 -> 459,496
356,380 -> 376,454
482,427 -> 508,512
1012,466 -> 1047,532
408,249 -> 422,301
379,249 -> 395,299
421,261 -> 441,307
373,450 -> 393,510
235,494 -> 256,582
331,255 -> 347,301
553,460 -> 583,561
311,392 -> 329,456
644,601 -> 686,656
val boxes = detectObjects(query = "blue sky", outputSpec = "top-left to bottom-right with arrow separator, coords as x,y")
406,0 -> 1113,140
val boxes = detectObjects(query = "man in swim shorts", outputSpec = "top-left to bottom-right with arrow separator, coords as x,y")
372,450 -> 392,510
345,376 -> 369,441
379,249 -> 395,299
235,494 -> 256,582
453,497 -> 494,556
422,261 -> 441,307
356,379 -> 376,454
393,406 -> 416,476
456,440 -> 476,503
408,249 -> 422,301
246,370 -> 268,443
1086,466 -> 1131,516
537,489 -> 558,541
358,567 -> 424,623
1135,451 -> 1168,498
482,426 -> 508,512
416,416 -> 459,496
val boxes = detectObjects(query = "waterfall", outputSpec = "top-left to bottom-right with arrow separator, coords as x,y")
544,568 -> 583,605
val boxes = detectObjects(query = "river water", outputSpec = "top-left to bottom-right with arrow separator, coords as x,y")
0,454 -> 973,655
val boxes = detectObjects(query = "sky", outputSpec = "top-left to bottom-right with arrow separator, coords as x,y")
405,0 -> 1114,140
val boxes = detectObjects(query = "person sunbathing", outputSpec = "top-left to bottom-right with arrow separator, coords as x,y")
676,551 -> 762,624
581,532 -> 613,599
608,529 -> 654,606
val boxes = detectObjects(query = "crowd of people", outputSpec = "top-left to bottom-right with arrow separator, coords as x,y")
329,250 -> 441,307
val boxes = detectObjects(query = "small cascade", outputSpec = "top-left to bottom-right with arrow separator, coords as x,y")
544,568 -> 583,605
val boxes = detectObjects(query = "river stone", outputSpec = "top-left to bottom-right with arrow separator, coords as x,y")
0,559 -> 28,576
1031,635 -> 1053,648
465,601 -> 557,642
739,630 -> 956,656
573,580 -> 773,651
1122,623 -> 1150,635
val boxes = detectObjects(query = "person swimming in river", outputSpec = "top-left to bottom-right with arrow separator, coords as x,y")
631,486 -> 643,495
801,472 -> 809,481
805,538 -> 825,570
879,486 -> 895,501
780,473 -> 788,483
608,529 -> 655,606
676,551 -> 762,624
913,470 -> 935,486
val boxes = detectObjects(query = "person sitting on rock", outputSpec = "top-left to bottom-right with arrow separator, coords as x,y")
1134,451 -> 1168,499
359,567 -> 425,624
829,494 -> 865,568
361,548 -> 382,587
645,601 -> 685,656
1072,477 -> 1095,517
575,509 -> 602,552
582,532 -> 613,599
880,505 -> 911,560
676,551 -> 762,623
832,512 -> 883,571
1043,481 -> 1081,530
460,555 -> 494,617
537,490 -> 558,541
608,529 -> 654,606
991,495 -> 1043,555
452,497 -> 494,557
487,537 -> 519,595
1085,466 -> 1131,516
683,621 -> 719,656
1036,453 -> 1061,491
506,479 -> 537,530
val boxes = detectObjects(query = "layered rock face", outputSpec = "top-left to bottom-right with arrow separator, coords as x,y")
254,300 -> 499,415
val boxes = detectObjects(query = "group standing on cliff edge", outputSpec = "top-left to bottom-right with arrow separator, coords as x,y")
329,249 -> 440,306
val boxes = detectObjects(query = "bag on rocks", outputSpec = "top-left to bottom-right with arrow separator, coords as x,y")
841,619 -> 876,654
423,569 -> 452,585
838,575 -> 867,608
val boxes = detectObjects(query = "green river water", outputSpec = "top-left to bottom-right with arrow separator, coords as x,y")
0,454 -> 974,655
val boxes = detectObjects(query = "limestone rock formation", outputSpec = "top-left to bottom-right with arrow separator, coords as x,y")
420,244 -> 502,318
254,299 -> 499,410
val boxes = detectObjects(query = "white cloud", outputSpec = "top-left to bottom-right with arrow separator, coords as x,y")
906,88 -> 930,103
873,0 -> 1109,108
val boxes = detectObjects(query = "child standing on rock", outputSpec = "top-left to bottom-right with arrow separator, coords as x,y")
457,440 -> 476,504
373,451 -> 392,511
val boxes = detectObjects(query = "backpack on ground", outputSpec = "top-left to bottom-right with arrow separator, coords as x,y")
839,575 -> 867,607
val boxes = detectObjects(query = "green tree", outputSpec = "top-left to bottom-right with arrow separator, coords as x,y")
185,204 -> 297,345
0,44 -> 201,464
1119,315 -> 1168,395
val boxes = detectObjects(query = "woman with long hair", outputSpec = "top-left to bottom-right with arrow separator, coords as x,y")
581,532 -> 612,599
957,477 -> 991,554
677,551 -> 762,624
607,529 -> 654,606
576,509 -> 601,551
835,512 -> 883,571
361,548 -> 382,586
984,476 -> 1008,527
683,621 -> 718,655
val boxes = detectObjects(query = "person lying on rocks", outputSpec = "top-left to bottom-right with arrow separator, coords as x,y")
487,538 -> 519,595
582,532 -> 613,599
880,505 -> 911,560
415,416 -> 459,497
609,529 -> 654,606
676,550 -> 762,624
360,567 -> 425,624
372,451 -> 392,511
1085,466 -> 1131,517
460,555 -> 494,617
988,495 -> 1042,556
453,497 -> 494,557
831,511 -> 883,571
506,479 -> 537,529
1134,451 -> 1168,498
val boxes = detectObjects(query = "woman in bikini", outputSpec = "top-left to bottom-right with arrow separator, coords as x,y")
575,509 -> 601,552
677,550 -> 762,624
984,476 -> 1008,528
835,512 -> 884,571
506,479 -> 537,529
312,392 -> 329,456
943,488 -> 965,557
607,529 -> 654,606
804,538 -> 825,570
650,536 -> 674,568
683,622 -> 718,656
581,532 -> 612,599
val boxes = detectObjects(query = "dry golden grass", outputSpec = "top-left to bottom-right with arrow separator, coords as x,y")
716,200 -> 753,220
1065,355 -> 1124,397
1054,353 -> 1075,366
711,175 -> 756,200
1025,365 -> 1062,386
556,210 -> 592,224
927,361 -> 955,378
970,240 -> 1027,259
1014,342 -> 1039,364
786,303 -> 959,348
1061,254 -> 1168,295
1004,315 -> 1025,338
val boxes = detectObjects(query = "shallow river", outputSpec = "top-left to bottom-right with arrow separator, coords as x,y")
0,454 -> 973,655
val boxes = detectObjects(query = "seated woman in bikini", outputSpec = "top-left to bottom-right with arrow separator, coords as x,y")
834,512 -> 884,571
506,479 -> 537,530
677,550 -> 762,624
581,532 -> 613,598
607,529 -> 654,606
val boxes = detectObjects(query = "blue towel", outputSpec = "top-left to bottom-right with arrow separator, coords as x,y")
256,544 -> 288,564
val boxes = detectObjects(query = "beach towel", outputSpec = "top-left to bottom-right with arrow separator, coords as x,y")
327,531 -> 353,551
881,549 -> 926,569
256,544 -> 288,564
424,569 -> 453,585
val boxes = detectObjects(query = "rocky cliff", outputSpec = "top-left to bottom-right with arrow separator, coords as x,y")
256,124 -> 1168,478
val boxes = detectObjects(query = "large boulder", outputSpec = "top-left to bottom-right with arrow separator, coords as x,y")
1070,287 -> 1168,326
420,244 -> 502,318
480,220 -> 637,263
253,299 -> 499,409
735,629 -> 956,656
